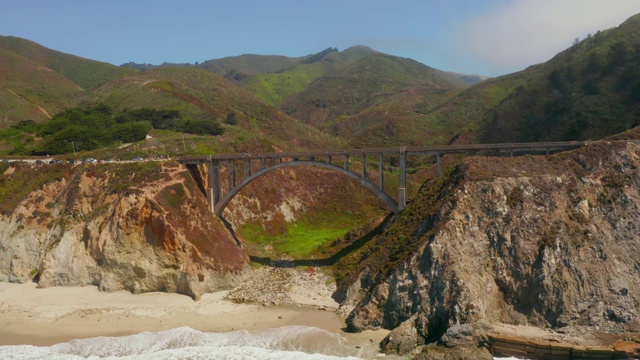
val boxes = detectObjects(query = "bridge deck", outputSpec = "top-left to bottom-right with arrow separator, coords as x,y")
177,141 -> 586,164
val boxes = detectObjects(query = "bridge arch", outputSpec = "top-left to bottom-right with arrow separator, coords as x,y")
214,160 -> 399,216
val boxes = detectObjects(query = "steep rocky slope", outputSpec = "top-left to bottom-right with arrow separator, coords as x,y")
0,161 -> 249,299
336,141 -> 640,354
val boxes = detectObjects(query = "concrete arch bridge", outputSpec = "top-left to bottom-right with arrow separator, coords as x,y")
178,141 -> 584,217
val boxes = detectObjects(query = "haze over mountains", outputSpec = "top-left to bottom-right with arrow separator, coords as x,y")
1,12 -> 639,156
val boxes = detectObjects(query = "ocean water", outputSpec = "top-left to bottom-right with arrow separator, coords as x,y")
0,325 -> 525,359
0,326 -> 394,360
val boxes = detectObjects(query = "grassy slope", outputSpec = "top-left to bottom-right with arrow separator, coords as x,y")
199,54 -> 302,78
0,48 -> 83,126
0,36 -> 137,90
282,54 -> 468,131
235,46 -> 381,107
347,74 -> 525,148
86,67 -> 341,154
241,62 -> 326,106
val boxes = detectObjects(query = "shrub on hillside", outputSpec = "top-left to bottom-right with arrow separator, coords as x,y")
11,104 -> 224,155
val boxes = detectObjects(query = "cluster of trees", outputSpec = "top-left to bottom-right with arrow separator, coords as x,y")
546,39 -> 640,139
9,105 -> 225,155
120,107 -> 225,136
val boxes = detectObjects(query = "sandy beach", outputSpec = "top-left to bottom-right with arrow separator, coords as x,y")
0,269 -> 388,350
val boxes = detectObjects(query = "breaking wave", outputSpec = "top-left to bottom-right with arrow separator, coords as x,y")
0,326 -> 385,359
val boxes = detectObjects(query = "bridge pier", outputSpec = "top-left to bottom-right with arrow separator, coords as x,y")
379,154 -> 384,192
206,160 -> 220,213
361,154 -> 367,179
399,149 -> 406,211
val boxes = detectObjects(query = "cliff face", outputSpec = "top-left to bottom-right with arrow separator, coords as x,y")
0,161 -> 249,299
339,142 -> 640,353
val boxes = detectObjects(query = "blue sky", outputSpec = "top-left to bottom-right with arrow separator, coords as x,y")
2,0 -> 640,77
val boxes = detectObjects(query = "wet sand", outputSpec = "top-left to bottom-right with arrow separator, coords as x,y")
0,282 -> 387,348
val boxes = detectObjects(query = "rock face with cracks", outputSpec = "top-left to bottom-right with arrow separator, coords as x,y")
338,141 -> 640,354
0,161 -> 250,299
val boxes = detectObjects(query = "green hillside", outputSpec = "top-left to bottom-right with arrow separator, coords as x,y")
240,62 -> 326,107
0,48 -> 83,126
0,36 -> 137,89
346,74 -> 524,148
4,12 -> 640,157
477,13 -> 640,142
349,13 -> 640,149
198,54 -> 303,80
85,67 -> 340,153
282,54 -> 468,132
238,47 -> 372,107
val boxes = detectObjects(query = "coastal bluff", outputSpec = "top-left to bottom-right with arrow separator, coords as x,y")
336,141 -> 640,357
0,161 -> 249,300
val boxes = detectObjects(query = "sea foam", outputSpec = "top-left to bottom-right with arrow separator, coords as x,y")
1,326 -> 378,360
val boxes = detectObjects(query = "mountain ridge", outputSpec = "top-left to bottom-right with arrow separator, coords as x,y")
2,12 -> 640,152
0,35 -> 137,89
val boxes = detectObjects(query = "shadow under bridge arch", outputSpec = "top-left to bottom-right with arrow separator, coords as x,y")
214,160 -> 399,216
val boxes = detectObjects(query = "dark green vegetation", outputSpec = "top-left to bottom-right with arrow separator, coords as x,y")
2,105 -> 223,155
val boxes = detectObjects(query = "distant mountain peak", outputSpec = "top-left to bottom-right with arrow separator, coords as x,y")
343,45 -> 378,53
338,45 -> 381,62
446,71 -> 491,86
299,47 -> 339,64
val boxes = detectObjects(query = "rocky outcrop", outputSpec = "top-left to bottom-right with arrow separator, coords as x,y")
338,141 -> 640,354
0,161 -> 250,299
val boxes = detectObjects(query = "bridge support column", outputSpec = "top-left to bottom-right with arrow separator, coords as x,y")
232,160 -> 236,186
206,160 -> 220,213
379,154 -> 384,191
399,149 -> 406,211
436,153 -> 441,177
361,154 -> 367,179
